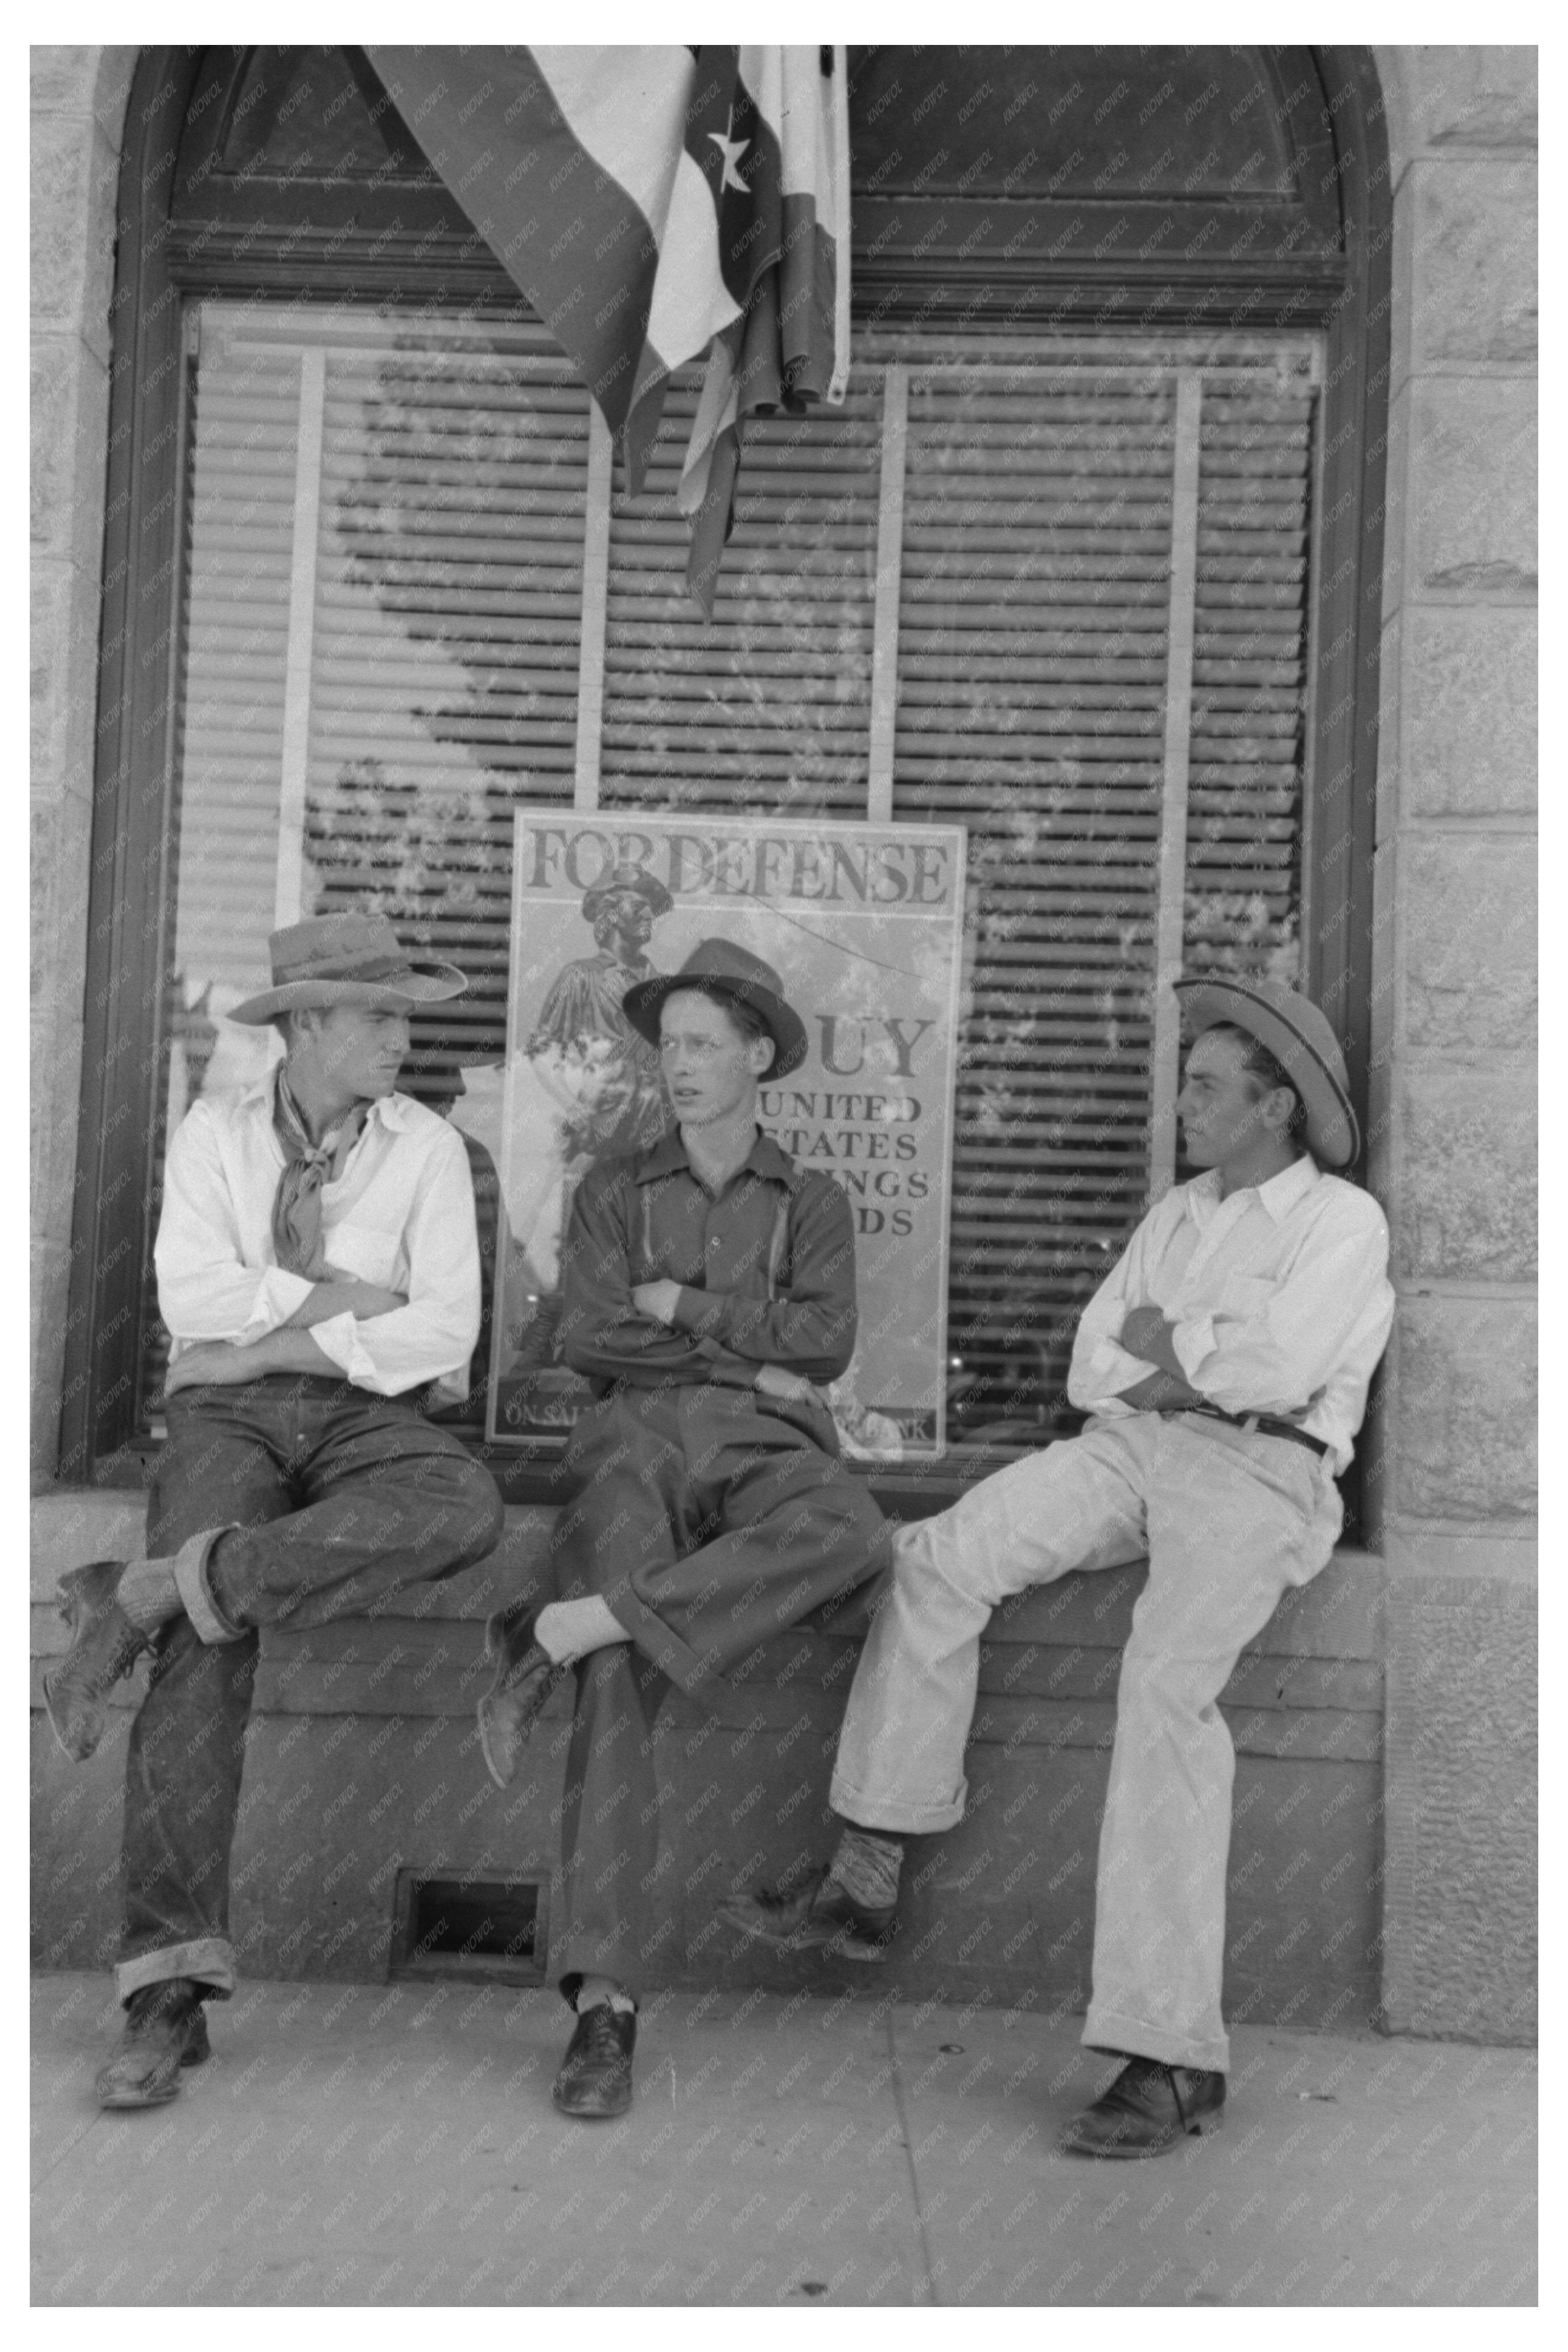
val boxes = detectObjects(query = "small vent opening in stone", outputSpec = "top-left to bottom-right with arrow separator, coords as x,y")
390,1870 -> 546,1985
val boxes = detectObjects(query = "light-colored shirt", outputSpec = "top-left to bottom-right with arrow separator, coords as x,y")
1068,1155 -> 1395,1473
155,1077 -> 482,1400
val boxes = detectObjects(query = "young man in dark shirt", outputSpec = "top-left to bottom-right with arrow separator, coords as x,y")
476,939 -> 891,2119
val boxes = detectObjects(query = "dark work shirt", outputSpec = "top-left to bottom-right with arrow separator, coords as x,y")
559,1128 -> 859,1392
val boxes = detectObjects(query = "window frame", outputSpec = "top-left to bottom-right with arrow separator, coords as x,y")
61,44 -> 1390,1511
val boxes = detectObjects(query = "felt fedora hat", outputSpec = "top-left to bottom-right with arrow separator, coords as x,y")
622,938 -> 809,1079
1173,973 -> 1359,1170
228,912 -> 468,1025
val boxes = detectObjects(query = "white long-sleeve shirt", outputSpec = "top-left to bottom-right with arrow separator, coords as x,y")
154,1078 -> 482,1400
1068,1155 -> 1394,1473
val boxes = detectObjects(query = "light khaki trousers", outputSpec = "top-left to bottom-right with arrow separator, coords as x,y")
829,1412 -> 1343,2073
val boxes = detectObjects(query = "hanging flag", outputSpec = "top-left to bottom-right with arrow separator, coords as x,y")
366,45 -> 851,613
677,47 -> 851,613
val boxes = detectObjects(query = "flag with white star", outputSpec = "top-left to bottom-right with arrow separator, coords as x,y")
366,44 -> 851,614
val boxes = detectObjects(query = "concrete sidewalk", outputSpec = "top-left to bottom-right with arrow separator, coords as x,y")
31,1974 -> 1536,2306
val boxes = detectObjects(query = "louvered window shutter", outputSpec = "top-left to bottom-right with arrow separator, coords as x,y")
884,344 -> 1179,1430
1184,375 -> 1314,981
145,305 -> 1318,1453
596,367 -> 887,819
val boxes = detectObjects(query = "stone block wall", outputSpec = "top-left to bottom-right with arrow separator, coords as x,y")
1366,45 -> 1537,2039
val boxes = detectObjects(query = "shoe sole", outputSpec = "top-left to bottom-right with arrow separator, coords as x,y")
97,2074 -> 185,2110
476,1693 -> 519,1791
42,1672 -> 102,1767
44,1565 -> 139,1765
715,1906 -> 891,1963
551,2087 -> 633,2120
1059,2110 -> 1224,2159
95,2021 -> 210,2110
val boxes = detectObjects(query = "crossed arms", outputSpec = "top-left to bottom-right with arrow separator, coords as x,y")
557,1162 -> 857,1406
163,1276 -> 411,1392
154,1103 -> 480,1397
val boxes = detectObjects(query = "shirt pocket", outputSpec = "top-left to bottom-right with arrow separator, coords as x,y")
324,1220 -> 403,1289
1215,1272 -> 1278,1322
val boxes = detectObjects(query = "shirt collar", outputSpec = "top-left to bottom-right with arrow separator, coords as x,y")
635,1125 -> 799,1190
242,1072 -> 415,1133
1185,1153 -> 1318,1222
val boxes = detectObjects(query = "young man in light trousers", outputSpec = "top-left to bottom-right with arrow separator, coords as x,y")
723,976 -> 1394,2158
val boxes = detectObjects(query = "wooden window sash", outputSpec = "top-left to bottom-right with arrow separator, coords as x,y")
1148,370 -> 1203,1199
572,406 -> 613,814
275,345 -> 327,925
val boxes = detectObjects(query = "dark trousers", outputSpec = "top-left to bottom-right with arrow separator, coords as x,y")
550,1384 -> 890,1999
115,1374 -> 503,2004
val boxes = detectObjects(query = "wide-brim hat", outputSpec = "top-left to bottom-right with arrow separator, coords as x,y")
228,913 -> 468,1024
622,938 -> 809,1079
1173,974 -> 1359,1170
580,861 -> 674,923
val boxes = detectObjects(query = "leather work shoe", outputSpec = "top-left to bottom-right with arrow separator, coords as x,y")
476,1604 -> 568,1791
552,2002 -> 636,2120
94,1978 -> 211,2110
1060,2056 -> 1225,2158
43,1562 -> 150,1764
716,1865 -> 896,1963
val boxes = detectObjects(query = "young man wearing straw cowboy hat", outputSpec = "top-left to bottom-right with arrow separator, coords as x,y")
722,977 -> 1395,2159
476,938 -> 891,2121
45,912 -> 504,2109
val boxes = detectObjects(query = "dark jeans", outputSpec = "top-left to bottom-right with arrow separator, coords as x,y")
550,1384 -> 890,2000
115,1374 -> 503,2004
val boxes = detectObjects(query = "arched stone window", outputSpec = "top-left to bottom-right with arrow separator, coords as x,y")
66,45 -> 1389,1501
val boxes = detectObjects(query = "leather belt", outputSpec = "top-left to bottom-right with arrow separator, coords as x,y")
1165,1400 -> 1332,1463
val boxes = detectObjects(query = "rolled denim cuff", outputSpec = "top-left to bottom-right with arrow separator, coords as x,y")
828,1765 -> 967,1836
115,1937 -> 236,2004
171,1526 -> 245,1646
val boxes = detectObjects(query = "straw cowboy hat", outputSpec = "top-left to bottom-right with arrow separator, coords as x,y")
228,913 -> 468,1025
621,938 -> 809,1079
1173,973 -> 1359,1169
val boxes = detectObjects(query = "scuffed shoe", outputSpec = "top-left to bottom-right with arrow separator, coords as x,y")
716,1864 -> 896,1963
1060,2056 -> 1225,2158
476,1604 -> 567,1790
94,1978 -> 211,2110
43,1562 -> 149,1764
552,2002 -> 636,2120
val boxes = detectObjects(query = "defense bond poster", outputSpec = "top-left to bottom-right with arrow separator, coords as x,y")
484,812 -> 966,1456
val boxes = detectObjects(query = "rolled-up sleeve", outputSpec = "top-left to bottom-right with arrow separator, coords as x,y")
155,1106 -> 315,1343
306,1123 -> 481,1397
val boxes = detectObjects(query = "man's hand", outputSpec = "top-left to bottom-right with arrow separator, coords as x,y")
330,1279 -> 408,1320
754,1362 -> 817,1406
632,1280 -> 683,1326
1119,1305 -> 1174,1363
162,1340 -> 268,1394
285,1275 -> 408,1327
1115,1366 -> 1207,1413
163,1325 -> 339,1395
